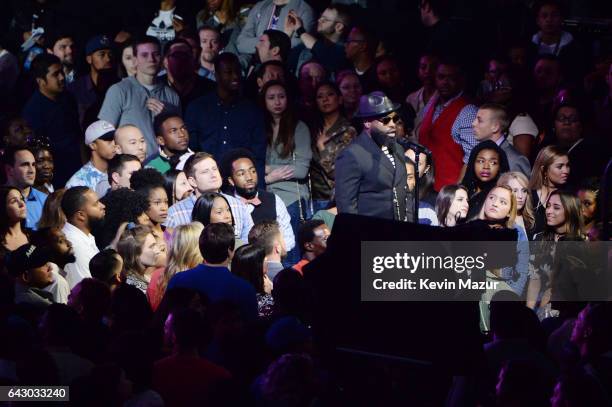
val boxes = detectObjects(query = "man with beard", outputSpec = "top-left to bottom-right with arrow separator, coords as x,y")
46,31 -> 76,84
146,112 -> 194,173
221,148 -> 294,253
186,53 -> 266,185
285,4 -> 351,74
247,220 -> 288,280
99,36 -> 181,160
336,92 -> 413,222
161,38 -> 214,112
3,146 -> 47,230
31,227 -> 76,304
61,186 -> 106,288
68,35 -> 116,128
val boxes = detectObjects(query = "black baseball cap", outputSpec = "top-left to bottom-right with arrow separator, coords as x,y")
6,244 -> 52,277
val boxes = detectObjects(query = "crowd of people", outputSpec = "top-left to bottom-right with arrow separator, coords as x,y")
0,0 -> 611,405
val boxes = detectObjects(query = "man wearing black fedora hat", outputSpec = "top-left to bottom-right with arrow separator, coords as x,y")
335,91 -> 414,222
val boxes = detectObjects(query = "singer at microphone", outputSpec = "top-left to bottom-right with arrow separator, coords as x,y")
335,92 -> 414,222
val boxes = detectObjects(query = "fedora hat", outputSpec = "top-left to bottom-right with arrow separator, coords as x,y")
354,91 -> 400,119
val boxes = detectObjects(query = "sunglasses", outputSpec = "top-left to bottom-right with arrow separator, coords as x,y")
378,114 -> 401,125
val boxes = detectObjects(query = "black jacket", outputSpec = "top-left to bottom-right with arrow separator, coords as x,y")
335,131 -> 413,222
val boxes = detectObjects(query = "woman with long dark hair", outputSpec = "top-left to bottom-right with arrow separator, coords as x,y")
404,142 -> 436,206
435,184 -> 469,227
462,140 -> 510,218
261,80 -> 312,264
163,169 -> 194,206
231,243 -> 273,317
310,81 -> 356,212
0,186 -> 29,261
526,190 -> 584,317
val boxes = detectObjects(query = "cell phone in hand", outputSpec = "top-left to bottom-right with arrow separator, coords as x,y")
173,15 -> 184,21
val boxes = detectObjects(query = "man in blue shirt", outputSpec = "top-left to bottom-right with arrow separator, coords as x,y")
22,53 -> 82,187
3,146 -> 47,230
186,53 -> 266,187
167,223 -> 258,321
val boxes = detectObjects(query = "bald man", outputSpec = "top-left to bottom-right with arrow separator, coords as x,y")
114,125 -> 147,162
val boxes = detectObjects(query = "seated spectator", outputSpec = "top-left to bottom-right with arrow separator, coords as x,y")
236,0 -> 314,56
406,53 -> 439,138
309,81 -> 356,213
96,187 -> 150,250
405,158 -> 438,225
89,248 -> 123,291
498,172 -> 536,239
254,60 -> 286,95
375,55 -> 408,104
550,103 -> 607,186
232,243 -> 272,317
38,304 -> 94,385
261,81 -> 312,264
292,219 -> 330,275
98,36 -> 181,159
117,224 -> 163,294
145,112 -> 194,174
168,223 -> 258,321
22,53 -> 82,187
296,61 -> 326,113
32,144 -> 55,195
67,34 -> 115,127
165,152 -> 253,242
344,26 -> 378,93
435,184 -> 469,227
530,54 -> 563,133
130,168 -> 171,243
472,103 -> 531,177
65,120 -> 117,190
186,53 -> 266,179
114,125 -> 148,163
148,222 -> 203,311
118,39 -> 138,78
576,177 -> 601,240
153,307 -> 231,407
286,4 -> 351,74
61,186 -> 106,288
221,148 -> 295,251
3,146 -> 47,230
255,29 -> 291,66
336,70 -> 363,120
248,220 -> 287,280
528,145 -> 570,236
6,243 -> 55,309
196,25 -> 221,81
0,187 -> 30,261
403,142 -> 437,206
163,169 -> 194,206
461,140 -> 510,218
45,31 -> 76,83
507,113 -> 539,162
95,153 -> 142,198
1,116 -> 34,150
161,38 -> 214,110
30,227 -> 74,304
419,59 -> 479,191
38,189 -> 67,230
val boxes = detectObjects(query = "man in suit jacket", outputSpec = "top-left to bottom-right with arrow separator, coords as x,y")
335,92 -> 413,222
471,103 -> 531,177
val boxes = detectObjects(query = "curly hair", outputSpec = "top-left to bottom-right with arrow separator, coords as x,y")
130,168 -> 166,199
96,188 -> 150,249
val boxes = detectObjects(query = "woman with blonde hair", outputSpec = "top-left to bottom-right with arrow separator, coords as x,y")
498,172 -> 535,239
529,145 -> 570,237
117,224 -> 162,294
526,190 -> 585,318
147,222 -> 204,310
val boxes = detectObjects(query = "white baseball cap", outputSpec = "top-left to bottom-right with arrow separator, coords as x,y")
85,120 -> 116,144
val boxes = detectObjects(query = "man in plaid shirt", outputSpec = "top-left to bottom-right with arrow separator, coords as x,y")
165,152 -> 253,241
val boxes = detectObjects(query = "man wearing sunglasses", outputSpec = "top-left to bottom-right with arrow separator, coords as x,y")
335,92 -> 414,222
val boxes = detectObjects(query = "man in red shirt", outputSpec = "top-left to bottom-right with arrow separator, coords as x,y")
293,219 -> 330,275
153,308 -> 231,406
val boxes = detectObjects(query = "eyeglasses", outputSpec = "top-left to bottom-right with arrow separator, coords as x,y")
378,114 -> 401,125
555,115 -> 580,124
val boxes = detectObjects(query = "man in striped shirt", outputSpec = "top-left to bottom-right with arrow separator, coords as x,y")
165,152 -> 253,241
